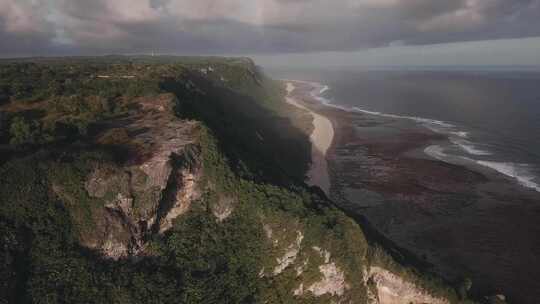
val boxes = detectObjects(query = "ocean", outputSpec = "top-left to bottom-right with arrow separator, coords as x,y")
271,68 -> 540,302
278,69 -> 540,193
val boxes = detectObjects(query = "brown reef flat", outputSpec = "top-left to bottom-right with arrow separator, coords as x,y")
292,81 -> 540,304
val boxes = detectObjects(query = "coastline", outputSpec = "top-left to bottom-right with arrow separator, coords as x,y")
317,89 -> 540,304
282,79 -> 540,303
284,81 -> 334,194
284,80 -> 540,303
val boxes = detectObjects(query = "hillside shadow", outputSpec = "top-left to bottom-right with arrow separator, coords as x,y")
162,72 -> 437,270
160,71 -> 312,187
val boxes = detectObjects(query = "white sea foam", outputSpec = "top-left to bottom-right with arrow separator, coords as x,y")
304,81 -> 476,149
450,138 -> 492,156
309,83 -> 332,105
295,80 -> 540,193
319,85 -> 330,94
451,131 -> 469,138
425,147 -> 540,193
476,161 -> 540,192
351,107 -> 455,129
424,145 -> 448,161
347,97 -> 499,159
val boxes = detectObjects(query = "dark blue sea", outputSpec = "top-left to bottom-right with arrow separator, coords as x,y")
273,68 -> 540,193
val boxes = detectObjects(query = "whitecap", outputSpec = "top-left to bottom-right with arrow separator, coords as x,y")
450,138 -> 492,156
424,145 -> 448,161
351,107 -> 455,129
476,161 -> 540,192
451,131 -> 469,138
300,80 -> 540,194
319,85 -> 330,95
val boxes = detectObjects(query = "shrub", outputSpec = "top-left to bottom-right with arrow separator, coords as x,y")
9,116 -> 40,145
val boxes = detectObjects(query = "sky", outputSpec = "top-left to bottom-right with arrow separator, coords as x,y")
253,37 -> 540,68
1,0 -> 540,66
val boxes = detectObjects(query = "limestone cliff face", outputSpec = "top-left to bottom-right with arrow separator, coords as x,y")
55,68 -> 459,303
0,58 -> 476,304
365,267 -> 450,304
79,94 -> 205,258
260,218 -> 455,304
74,93 -> 460,302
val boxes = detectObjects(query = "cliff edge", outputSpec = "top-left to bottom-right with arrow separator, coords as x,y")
0,56 -> 480,304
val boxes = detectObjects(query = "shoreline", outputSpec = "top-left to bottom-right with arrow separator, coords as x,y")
307,85 -> 540,303
283,78 -> 540,303
284,81 -> 334,194
292,79 -> 540,195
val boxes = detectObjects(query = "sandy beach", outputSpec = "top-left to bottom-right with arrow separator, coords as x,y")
313,94 -> 540,303
282,77 -> 540,302
285,81 -> 334,194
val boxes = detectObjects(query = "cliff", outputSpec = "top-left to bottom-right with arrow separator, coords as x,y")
0,56 -> 478,303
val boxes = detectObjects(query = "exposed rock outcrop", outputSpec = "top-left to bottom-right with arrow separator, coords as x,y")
273,230 -> 304,275
307,262 -> 348,296
366,266 -> 449,304
80,94 -> 204,259
293,246 -> 349,297
211,195 -> 236,222
77,91 -> 459,304
0,58 -> 474,304
486,294 -> 508,304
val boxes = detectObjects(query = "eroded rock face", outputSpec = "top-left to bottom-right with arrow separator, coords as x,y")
83,147 -> 202,259
79,94 -> 204,259
211,196 -> 235,222
367,266 -> 449,304
72,92 -> 457,304
308,262 -> 348,296
159,166 -> 202,233
274,231 -> 304,275
294,246 -> 349,297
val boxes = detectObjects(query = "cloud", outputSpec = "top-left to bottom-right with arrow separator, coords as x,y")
0,0 -> 58,55
0,0 -> 539,56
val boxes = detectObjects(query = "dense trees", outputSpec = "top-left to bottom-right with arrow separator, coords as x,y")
0,57 -> 465,304
0,57 -> 314,303
0,150 -> 260,303
0,56 -> 311,182
8,116 -> 38,145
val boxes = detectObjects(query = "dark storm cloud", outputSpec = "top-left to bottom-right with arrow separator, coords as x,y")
0,0 -> 540,56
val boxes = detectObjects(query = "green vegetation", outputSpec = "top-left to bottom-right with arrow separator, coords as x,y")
8,116 -> 41,145
0,56 -> 472,304
0,56 -> 321,303
0,126 -> 345,303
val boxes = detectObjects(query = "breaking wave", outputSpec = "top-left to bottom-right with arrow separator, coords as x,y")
423,146 -> 540,192
424,145 -> 448,161
305,80 -> 540,193
449,138 -> 492,156
476,161 -> 540,192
